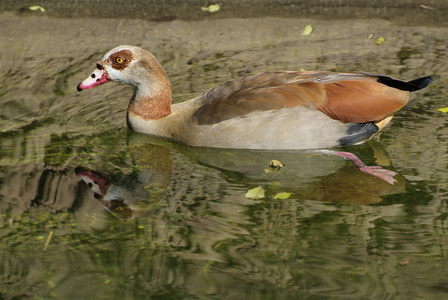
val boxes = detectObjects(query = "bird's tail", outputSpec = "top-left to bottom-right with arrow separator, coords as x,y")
377,75 -> 434,92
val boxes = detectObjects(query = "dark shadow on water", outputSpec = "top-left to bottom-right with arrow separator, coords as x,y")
75,131 -> 407,220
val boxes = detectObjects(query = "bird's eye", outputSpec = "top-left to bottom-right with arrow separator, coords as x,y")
114,57 -> 124,64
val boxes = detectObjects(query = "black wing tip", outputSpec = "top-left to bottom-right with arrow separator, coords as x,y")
406,75 -> 434,91
377,75 -> 434,92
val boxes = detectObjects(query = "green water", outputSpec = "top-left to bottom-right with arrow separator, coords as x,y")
1,2 -> 448,299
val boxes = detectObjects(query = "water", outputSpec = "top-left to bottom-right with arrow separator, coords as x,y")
1,2 -> 448,299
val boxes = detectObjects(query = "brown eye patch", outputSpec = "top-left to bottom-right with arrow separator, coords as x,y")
109,50 -> 133,70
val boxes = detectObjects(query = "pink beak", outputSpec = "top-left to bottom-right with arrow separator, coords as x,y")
75,168 -> 109,196
77,63 -> 110,91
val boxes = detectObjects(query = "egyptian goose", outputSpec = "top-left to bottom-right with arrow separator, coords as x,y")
77,45 -> 433,183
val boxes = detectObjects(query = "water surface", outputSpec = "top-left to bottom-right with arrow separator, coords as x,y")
1,3 -> 448,299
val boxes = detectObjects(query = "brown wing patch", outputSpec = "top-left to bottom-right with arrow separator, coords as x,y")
195,79 -> 327,125
194,71 -> 411,125
318,80 -> 410,123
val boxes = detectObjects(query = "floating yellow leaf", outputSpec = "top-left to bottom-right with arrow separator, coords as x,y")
374,37 -> 385,45
43,230 -> 53,251
245,186 -> 265,199
420,4 -> 435,10
29,5 -> 45,12
201,4 -> 220,12
274,192 -> 292,200
301,24 -> 313,35
269,159 -> 284,170
437,107 -> 448,113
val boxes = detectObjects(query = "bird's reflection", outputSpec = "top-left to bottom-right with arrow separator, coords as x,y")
76,141 -> 172,219
77,132 -> 405,219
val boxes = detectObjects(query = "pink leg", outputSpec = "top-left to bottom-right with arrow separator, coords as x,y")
332,151 -> 397,185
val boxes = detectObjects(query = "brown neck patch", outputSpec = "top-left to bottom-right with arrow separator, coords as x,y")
128,84 -> 172,120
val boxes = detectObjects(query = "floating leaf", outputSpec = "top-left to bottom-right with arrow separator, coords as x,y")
374,37 -> 385,45
437,107 -> 448,113
245,186 -> 265,199
269,159 -> 284,170
29,5 -> 45,12
43,230 -> 54,251
301,24 -> 313,35
274,192 -> 292,200
420,4 -> 435,10
201,4 -> 220,12
208,4 -> 221,12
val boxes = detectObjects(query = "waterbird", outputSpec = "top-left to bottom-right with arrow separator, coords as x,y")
77,45 -> 433,184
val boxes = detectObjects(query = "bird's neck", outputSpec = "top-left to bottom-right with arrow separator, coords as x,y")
127,82 -> 172,120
